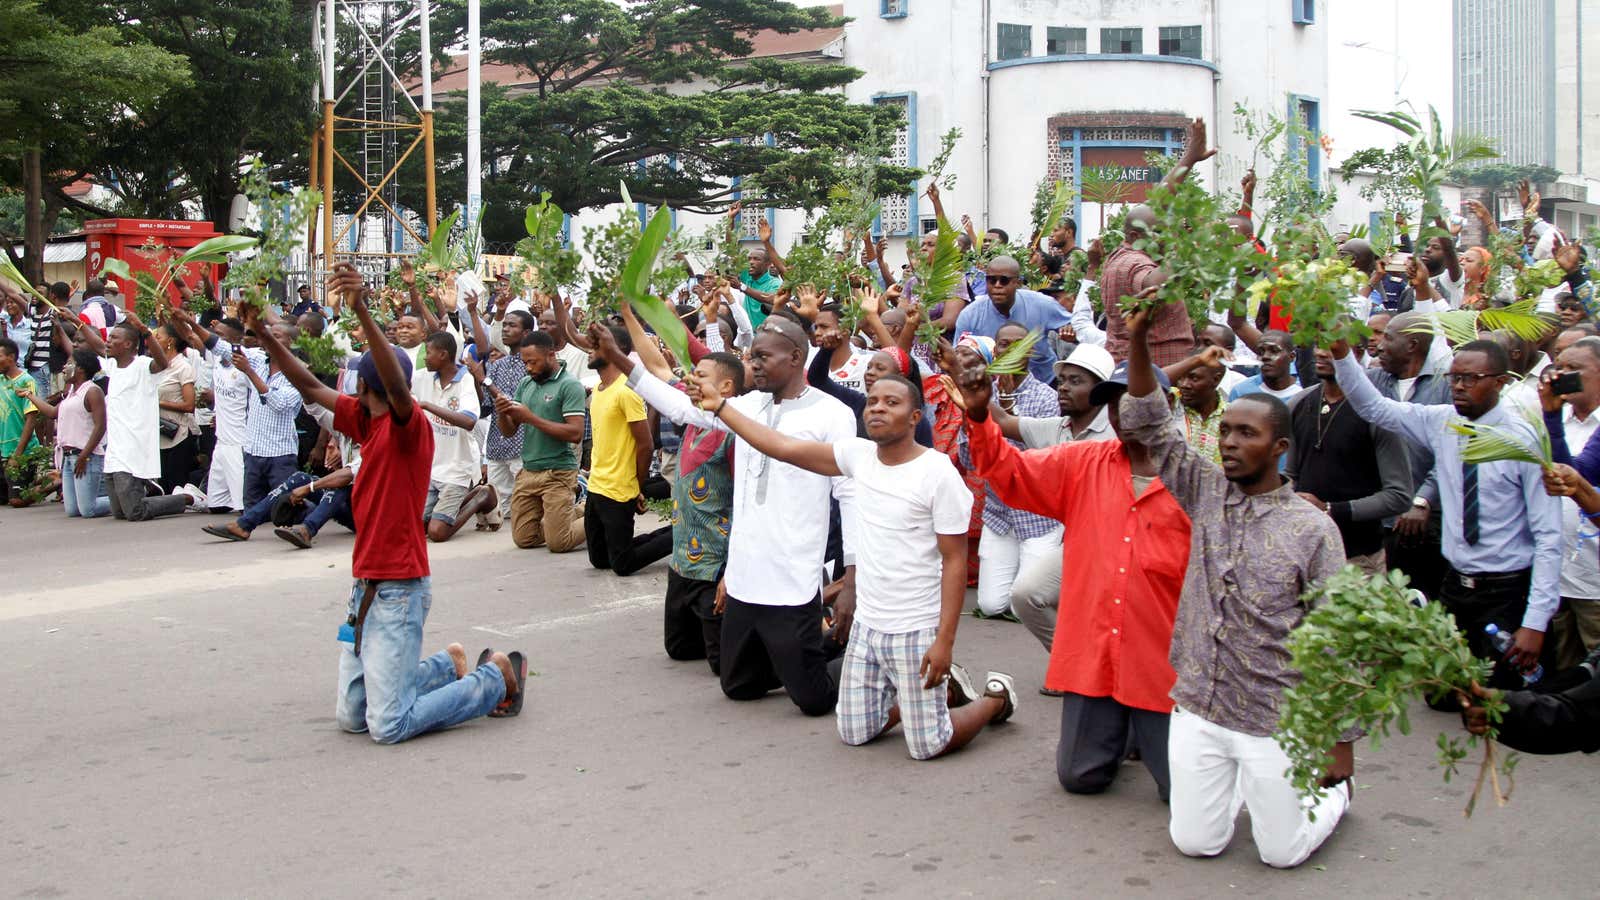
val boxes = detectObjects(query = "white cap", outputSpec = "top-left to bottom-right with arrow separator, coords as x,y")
1058,343 -> 1114,382
104,279 -> 122,293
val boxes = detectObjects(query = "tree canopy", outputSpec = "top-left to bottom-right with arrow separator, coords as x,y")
405,0 -> 916,244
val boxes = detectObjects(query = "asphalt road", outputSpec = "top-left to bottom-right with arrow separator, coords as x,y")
1,503 -> 1595,898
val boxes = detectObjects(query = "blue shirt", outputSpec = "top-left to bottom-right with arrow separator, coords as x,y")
953,290 -> 1072,384
1335,353 -> 1562,630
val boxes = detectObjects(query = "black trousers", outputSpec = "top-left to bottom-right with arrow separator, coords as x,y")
1439,565 -> 1532,690
720,595 -> 840,716
1385,514 -> 1447,600
665,569 -> 722,675
1057,693 -> 1171,802
584,492 -> 672,576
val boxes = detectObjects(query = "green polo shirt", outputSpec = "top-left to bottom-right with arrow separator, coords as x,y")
740,269 -> 783,327
0,371 -> 40,457
515,360 -> 587,471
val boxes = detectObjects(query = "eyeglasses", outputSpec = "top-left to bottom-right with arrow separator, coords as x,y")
1446,372 -> 1506,386
985,275 -> 1016,286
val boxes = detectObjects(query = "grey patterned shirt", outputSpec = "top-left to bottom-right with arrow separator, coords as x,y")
1120,387 -> 1345,737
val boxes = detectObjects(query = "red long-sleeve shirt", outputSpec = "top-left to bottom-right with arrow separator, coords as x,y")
966,414 -> 1190,712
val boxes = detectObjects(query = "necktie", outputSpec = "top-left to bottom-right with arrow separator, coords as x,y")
1462,461 -> 1480,545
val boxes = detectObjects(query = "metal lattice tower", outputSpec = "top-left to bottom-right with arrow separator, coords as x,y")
311,0 -> 437,288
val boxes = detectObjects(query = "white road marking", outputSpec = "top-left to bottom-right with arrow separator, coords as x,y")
473,593 -> 658,636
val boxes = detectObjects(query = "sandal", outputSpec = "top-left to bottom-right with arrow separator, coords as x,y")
489,651 -> 527,718
202,523 -> 248,542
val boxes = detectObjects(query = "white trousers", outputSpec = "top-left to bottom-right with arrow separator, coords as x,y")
482,457 -> 522,523
206,442 -> 245,512
1167,706 -> 1349,869
976,524 -> 1063,616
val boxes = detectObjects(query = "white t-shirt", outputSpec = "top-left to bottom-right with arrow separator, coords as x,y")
829,347 -> 874,396
556,342 -> 599,390
1395,376 -> 1420,402
832,438 -> 972,633
411,366 -> 481,487
101,356 -> 162,479
209,353 -> 252,447
1256,380 -> 1303,402
1561,408 -> 1600,599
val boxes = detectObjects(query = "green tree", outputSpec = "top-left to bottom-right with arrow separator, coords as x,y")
405,0 -> 914,244
0,0 -> 188,280
106,1 -> 320,225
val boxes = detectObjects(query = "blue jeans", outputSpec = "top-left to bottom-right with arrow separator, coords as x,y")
236,471 -> 355,536
61,451 -> 111,518
242,452 -> 298,509
334,577 -> 506,744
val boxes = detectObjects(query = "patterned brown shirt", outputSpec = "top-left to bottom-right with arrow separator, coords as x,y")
1120,387 -> 1345,737
1100,245 -> 1195,366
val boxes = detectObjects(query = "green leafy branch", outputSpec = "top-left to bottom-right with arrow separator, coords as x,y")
1277,566 -> 1516,818
925,127 -> 962,191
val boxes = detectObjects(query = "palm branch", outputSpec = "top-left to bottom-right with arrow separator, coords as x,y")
986,328 -> 1043,375
912,216 -> 964,305
1448,405 -> 1552,470
1403,299 -> 1553,345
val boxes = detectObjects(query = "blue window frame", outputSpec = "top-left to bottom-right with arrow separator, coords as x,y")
1293,0 -> 1315,25
881,0 -> 908,19
1056,127 -> 1185,228
731,136 -> 776,243
1288,94 -> 1321,189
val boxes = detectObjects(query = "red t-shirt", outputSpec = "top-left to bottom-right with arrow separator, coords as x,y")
334,393 -> 433,580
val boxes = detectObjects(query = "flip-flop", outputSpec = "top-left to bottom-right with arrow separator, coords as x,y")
202,523 -> 248,542
475,647 -> 494,669
489,651 -> 527,718
273,525 -> 314,549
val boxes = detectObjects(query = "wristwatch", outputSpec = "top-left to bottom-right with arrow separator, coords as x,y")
1411,496 -> 1429,510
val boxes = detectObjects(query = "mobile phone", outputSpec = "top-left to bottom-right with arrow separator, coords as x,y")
1383,252 -> 1412,274
1552,371 -> 1583,396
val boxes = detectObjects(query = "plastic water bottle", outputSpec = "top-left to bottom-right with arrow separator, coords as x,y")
1484,624 -> 1544,685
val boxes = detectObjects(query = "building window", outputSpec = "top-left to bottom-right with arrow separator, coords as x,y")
997,23 -> 1031,60
1292,0 -> 1315,25
1046,26 -> 1087,55
881,0 -> 907,19
1099,27 -> 1142,54
1289,95 -> 1321,188
872,94 -> 917,236
1158,26 -> 1201,58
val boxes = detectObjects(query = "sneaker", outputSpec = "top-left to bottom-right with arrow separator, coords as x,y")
946,662 -> 978,709
177,483 -> 208,509
984,671 -> 1018,723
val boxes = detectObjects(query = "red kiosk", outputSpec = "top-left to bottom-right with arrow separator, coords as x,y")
84,218 -> 222,311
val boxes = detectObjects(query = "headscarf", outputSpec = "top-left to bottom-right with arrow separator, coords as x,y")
881,345 -> 912,376
955,333 -> 994,365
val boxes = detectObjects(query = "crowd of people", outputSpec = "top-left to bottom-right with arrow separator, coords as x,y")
5,119 -> 1600,869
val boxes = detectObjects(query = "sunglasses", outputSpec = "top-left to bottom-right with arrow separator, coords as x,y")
1446,372 -> 1505,386
985,275 -> 1016,286
757,322 -> 805,351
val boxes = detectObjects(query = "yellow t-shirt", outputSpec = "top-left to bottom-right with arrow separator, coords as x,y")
587,377 -> 647,503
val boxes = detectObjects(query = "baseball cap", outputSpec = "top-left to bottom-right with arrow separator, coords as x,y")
354,342 -> 413,400
1088,360 -> 1171,406
1055,344 -> 1114,382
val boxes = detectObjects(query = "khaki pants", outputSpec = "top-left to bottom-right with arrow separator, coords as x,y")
1549,597 -> 1600,669
510,468 -> 585,552
1347,548 -> 1386,576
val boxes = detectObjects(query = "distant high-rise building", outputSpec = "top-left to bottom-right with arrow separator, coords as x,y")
1454,0 -> 1556,167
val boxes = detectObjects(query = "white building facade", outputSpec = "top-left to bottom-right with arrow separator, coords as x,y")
558,0 -> 1334,273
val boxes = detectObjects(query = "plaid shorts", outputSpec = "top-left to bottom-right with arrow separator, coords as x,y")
836,621 -> 952,760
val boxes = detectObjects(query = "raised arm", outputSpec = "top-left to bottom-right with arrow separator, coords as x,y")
756,218 -> 786,277
1329,338 -> 1441,448
126,309 -> 170,374
245,295 -> 339,412
617,303 -> 675,384
946,367 -> 1071,516
690,368 -> 841,477
1070,278 -> 1107,346
464,289 -> 490,362
1161,117 -> 1217,192
551,291 -> 592,351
